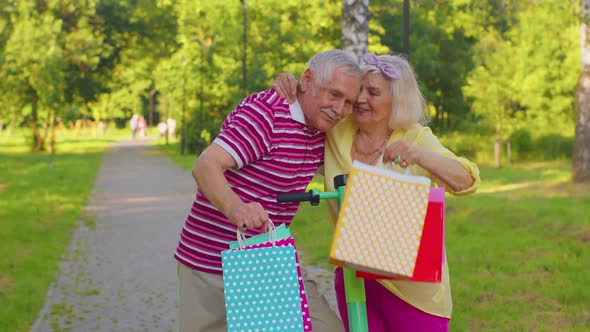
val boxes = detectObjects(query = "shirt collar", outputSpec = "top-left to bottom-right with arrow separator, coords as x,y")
289,100 -> 306,125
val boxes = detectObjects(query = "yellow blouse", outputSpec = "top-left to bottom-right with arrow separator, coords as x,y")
324,116 -> 480,318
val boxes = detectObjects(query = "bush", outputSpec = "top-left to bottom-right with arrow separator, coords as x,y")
509,129 -> 534,160
439,130 -> 573,165
535,134 -> 573,160
439,131 -> 491,163
184,122 -> 204,155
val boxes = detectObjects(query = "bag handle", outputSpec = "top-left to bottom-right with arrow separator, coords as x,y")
387,161 -> 412,176
235,219 -> 276,250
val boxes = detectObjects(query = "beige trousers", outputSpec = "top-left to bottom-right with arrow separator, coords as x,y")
177,262 -> 344,332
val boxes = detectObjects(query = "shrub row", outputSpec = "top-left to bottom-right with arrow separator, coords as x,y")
439,129 -> 573,164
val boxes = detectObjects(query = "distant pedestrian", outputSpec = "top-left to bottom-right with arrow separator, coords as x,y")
157,122 -> 167,137
167,118 -> 176,138
138,116 -> 147,137
130,114 -> 139,139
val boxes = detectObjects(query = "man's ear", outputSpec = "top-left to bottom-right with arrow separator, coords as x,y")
299,68 -> 313,94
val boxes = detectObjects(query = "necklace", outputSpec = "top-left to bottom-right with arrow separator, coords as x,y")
351,129 -> 392,165
352,130 -> 390,156
352,149 -> 382,165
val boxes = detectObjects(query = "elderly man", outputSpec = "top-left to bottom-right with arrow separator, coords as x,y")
174,49 -> 362,332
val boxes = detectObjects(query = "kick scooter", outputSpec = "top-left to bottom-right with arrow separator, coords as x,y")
277,174 -> 368,332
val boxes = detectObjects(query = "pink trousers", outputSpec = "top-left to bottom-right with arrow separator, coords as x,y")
334,267 -> 450,332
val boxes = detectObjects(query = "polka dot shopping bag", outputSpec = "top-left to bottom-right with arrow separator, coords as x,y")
330,160 -> 431,279
222,222 -> 311,332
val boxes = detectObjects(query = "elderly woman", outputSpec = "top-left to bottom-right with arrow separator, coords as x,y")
273,53 -> 480,332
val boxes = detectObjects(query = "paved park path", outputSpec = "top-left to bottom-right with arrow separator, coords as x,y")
32,138 -> 336,332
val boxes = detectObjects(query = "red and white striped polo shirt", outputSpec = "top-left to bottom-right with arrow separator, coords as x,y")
174,89 -> 325,274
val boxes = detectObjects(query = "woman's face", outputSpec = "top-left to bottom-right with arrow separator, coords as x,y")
353,73 -> 393,128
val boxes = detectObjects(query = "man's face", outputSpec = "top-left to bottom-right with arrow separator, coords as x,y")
299,68 -> 361,132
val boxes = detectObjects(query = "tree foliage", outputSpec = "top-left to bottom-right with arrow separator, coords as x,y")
464,0 -> 579,138
0,0 -> 581,157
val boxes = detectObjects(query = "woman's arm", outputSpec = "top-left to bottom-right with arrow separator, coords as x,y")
382,129 -> 478,193
415,148 -> 474,192
383,141 -> 474,192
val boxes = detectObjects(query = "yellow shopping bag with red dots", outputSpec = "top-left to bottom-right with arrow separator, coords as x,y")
329,160 -> 431,279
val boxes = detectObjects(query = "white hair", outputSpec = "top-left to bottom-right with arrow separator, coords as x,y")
306,49 -> 362,91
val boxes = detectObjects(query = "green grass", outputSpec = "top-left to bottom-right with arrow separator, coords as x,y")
0,131 -> 117,332
156,140 -> 589,330
3,134 -> 583,331
446,163 -> 589,331
153,138 -> 199,170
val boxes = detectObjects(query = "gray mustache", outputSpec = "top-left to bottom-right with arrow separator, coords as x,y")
320,108 -> 340,121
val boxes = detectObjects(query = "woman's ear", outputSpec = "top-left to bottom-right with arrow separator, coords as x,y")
299,68 -> 313,94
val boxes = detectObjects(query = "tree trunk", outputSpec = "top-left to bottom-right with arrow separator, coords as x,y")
240,0 -> 248,97
49,109 -> 57,168
42,108 -> 51,144
342,0 -> 369,63
8,110 -> 17,136
574,67 -> 590,181
573,0 -> 590,182
494,138 -> 502,168
30,97 -> 45,152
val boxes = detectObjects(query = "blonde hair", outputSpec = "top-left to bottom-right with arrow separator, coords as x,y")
361,54 -> 428,130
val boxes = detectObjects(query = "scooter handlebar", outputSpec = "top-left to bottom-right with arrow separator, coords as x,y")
276,190 -> 320,206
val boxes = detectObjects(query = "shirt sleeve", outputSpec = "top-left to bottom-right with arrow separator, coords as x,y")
413,127 -> 481,196
213,100 -> 274,168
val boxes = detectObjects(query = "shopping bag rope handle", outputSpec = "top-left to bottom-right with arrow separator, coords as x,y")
387,161 -> 412,176
235,219 -> 276,250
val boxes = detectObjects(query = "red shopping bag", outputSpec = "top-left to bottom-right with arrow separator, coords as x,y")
357,187 -> 445,282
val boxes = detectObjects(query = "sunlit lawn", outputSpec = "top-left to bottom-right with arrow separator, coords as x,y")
0,130 -> 123,332
2,134 -> 587,331
447,163 -> 589,331
154,138 -> 198,170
